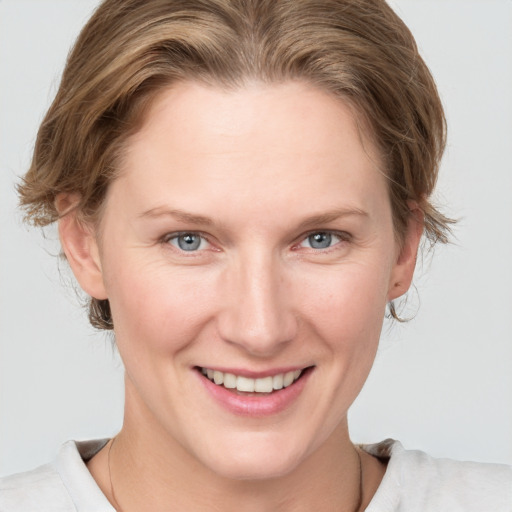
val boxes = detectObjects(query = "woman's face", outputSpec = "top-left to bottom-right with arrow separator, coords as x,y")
73,81 -> 419,479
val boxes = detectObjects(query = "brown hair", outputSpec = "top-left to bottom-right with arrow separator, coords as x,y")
18,0 -> 452,329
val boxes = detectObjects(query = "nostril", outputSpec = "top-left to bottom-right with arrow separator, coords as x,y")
216,310 -> 298,356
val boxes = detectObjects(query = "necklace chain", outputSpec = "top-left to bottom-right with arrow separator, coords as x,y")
354,447 -> 364,512
107,437 -> 364,512
108,437 -> 123,512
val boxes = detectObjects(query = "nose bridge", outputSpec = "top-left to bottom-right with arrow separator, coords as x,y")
218,247 -> 297,355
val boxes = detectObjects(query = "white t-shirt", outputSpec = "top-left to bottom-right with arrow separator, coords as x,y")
1,439 -> 511,511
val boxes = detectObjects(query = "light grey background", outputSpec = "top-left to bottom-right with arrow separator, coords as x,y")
1,0 -> 511,476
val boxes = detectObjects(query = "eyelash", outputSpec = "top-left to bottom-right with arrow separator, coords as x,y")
294,230 -> 351,252
161,230 -> 351,254
161,232 -> 212,253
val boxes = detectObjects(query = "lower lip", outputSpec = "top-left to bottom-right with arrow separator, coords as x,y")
197,368 -> 313,417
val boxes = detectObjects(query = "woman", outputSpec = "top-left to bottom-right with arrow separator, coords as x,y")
1,0 -> 510,510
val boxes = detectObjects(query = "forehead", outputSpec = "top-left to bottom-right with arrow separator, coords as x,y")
113,80 -> 388,224
129,80 -> 378,164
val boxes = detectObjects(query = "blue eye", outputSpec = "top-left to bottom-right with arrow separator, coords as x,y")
168,233 -> 207,251
300,232 -> 342,249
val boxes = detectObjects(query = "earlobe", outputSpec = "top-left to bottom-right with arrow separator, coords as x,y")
388,206 -> 424,301
56,194 -> 108,300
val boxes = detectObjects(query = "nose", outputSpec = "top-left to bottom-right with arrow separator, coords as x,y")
216,251 -> 298,357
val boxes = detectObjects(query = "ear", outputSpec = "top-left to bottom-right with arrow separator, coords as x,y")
56,194 -> 108,300
387,204 -> 424,301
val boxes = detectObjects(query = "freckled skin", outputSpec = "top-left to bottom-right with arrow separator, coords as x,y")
61,81 -> 421,510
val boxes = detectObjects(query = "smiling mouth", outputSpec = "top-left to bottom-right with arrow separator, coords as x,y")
197,367 -> 308,394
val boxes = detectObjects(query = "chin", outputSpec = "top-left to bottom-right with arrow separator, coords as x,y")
185,429 -> 307,481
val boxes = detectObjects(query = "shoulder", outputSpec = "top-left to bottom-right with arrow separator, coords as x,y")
363,439 -> 512,512
0,463 -> 74,512
0,439 -> 112,512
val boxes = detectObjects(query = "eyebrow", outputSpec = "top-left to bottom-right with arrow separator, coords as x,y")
139,207 -> 215,226
139,206 -> 368,230
294,208 -> 369,232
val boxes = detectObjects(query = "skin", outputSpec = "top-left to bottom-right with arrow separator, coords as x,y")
58,81 -> 422,511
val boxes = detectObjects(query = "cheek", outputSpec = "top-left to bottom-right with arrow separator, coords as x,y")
296,262 -> 390,350
104,257 -> 218,357
285,263 -> 390,438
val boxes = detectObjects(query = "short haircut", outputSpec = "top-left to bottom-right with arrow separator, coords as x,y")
19,0 -> 452,328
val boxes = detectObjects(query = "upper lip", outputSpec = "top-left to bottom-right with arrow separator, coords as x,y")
195,365 -> 312,378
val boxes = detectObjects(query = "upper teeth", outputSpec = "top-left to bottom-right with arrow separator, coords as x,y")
201,368 -> 303,393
